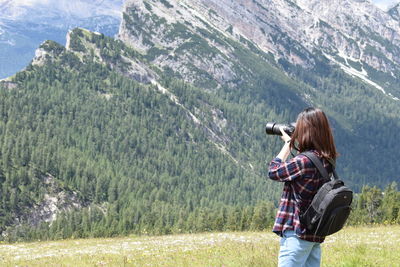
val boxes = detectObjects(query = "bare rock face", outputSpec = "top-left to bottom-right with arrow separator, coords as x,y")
186,0 -> 317,67
192,0 -> 400,73
296,0 -> 400,72
1,174 -> 86,239
118,0 -> 400,92
118,0 -> 238,89
27,174 -> 85,226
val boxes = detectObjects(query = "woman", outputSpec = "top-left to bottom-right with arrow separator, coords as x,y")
268,107 -> 338,267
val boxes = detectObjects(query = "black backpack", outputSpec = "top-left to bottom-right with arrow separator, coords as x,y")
299,151 -> 353,237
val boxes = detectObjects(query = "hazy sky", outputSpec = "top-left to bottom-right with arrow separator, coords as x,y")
1,0 -> 399,13
372,0 -> 399,10
0,0 -> 123,19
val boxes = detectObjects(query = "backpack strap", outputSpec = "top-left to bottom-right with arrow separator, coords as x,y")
301,151 -> 339,181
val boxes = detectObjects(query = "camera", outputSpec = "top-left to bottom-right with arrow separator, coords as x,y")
265,122 -> 296,136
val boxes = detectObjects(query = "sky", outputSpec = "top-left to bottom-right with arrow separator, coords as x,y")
0,0 -> 398,10
0,0 -> 123,19
372,0 -> 399,10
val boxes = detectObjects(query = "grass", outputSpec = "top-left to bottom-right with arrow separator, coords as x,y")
0,225 -> 399,266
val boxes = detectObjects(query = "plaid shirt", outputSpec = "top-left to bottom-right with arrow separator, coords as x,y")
268,150 -> 332,243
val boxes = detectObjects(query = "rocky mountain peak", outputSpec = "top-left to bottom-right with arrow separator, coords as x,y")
32,40 -> 65,66
117,0 -> 400,98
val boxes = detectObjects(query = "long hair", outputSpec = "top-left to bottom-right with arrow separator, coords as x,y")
290,107 -> 338,160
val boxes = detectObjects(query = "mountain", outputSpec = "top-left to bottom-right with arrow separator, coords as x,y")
1,0 -> 400,240
117,0 -> 400,182
119,0 -> 400,98
0,0 -> 123,79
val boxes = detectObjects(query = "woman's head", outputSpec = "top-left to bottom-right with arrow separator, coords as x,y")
290,107 -> 338,159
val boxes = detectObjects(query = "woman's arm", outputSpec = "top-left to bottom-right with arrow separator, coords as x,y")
276,126 -> 291,161
276,141 -> 291,161
268,157 -> 304,182
268,126 -> 303,182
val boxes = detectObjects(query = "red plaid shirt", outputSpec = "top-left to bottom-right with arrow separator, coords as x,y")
268,150 -> 332,243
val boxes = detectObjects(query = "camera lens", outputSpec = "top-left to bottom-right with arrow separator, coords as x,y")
265,122 -> 295,136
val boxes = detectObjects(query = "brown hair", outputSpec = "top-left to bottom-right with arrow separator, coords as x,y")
290,107 -> 338,160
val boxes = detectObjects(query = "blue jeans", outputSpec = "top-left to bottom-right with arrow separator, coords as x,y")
278,230 -> 321,267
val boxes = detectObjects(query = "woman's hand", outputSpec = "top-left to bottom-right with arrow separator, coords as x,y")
279,126 -> 291,143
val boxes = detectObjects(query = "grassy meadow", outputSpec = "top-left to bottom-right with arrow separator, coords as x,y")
0,225 -> 399,267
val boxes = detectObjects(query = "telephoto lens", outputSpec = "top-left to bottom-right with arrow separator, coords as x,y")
265,122 -> 296,136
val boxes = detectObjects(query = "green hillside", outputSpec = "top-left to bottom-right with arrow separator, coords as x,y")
0,16 -> 399,241
0,30 -> 285,240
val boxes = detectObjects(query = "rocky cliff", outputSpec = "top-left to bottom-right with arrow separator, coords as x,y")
118,0 -> 400,98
